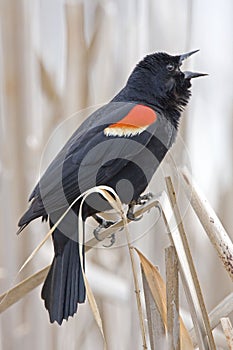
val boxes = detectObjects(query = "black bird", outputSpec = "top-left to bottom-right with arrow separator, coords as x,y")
17,50 -> 206,325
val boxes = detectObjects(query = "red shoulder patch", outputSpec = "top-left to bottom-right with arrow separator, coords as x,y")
104,104 -> 157,137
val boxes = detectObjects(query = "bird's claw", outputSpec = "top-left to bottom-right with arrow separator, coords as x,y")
127,192 -> 154,221
103,233 -> 116,248
127,209 -> 143,221
93,215 -> 115,241
93,225 -> 104,241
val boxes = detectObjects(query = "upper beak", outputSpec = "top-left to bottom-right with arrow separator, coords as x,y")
179,49 -> 200,64
179,49 -> 208,79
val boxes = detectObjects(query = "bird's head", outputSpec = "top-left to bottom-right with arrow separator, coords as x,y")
126,50 -> 207,122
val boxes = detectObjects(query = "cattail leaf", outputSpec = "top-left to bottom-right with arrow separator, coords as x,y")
135,248 -> 194,350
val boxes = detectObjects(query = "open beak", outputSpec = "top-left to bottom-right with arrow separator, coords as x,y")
179,49 -> 208,79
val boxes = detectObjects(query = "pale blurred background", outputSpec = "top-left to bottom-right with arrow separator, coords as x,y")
0,0 -> 233,349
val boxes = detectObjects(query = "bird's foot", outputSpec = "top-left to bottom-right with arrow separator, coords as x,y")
135,192 -> 154,205
93,214 -> 115,242
93,219 -> 115,241
127,192 -> 154,221
127,204 -> 143,221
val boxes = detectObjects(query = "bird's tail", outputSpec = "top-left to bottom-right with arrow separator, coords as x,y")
41,227 -> 86,325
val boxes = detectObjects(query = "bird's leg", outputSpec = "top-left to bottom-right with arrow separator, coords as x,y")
127,201 -> 142,221
92,214 -> 115,245
127,192 -> 154,221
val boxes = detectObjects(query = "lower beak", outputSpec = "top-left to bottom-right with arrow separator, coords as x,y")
184,71 -> 208,79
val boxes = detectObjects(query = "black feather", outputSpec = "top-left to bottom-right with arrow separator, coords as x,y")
17,50 -> 203,324
41,227 -> 85,325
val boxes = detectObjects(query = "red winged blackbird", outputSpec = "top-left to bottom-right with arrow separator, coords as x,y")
17,50 -> 206,324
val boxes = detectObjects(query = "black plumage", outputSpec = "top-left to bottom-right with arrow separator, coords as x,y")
17,50 -> 206,324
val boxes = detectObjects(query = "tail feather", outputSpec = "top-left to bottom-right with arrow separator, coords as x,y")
16,223 -> 29,235
41,235 -> 85,325
17,197 -> 46,231
63,241 -> 72,320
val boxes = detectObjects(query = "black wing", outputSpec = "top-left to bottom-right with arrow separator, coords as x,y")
23,102 -> 175,223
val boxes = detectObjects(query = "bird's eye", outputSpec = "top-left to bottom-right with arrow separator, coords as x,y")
166,63 -> 175,71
